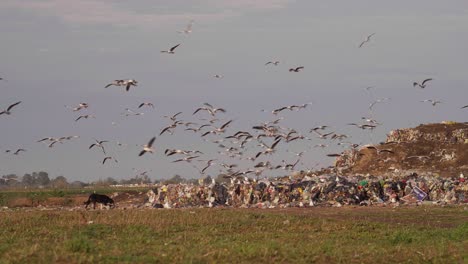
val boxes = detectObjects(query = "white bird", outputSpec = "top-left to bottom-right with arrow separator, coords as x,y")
213,74 -> 224,79
420,99 -> 442,106
161,44 -> 181,54
105,79 -> 138,91
413,78 -> 433,89
359,33 -> 376,48
139,137 -> 156,156
89,139 -> 108,154
65,102 -> 88,112
177,20 -> 194,34
0,101 -> 21,116
138,102 -> 155,109
102,156 -> 118,164
462,105 -> 468,109
201,120 -> 233,137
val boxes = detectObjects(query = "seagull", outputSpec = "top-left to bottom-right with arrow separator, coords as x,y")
105,79 -> 138,91
65,102 -> 88,112
164,112 -> 183,122
160,121 -> 183,136
420,99 -> 442,106
102,156 -> 118,164
462,105 -> 468,109
88,139 -> 109,155
255,139 -> 281,158
213,74 -> 224,79
0,101 -> 21,116
123,108 -> 144,117
172,155 -> 200,163
161,44 -> 181,54
265,61 -> 280,66
413,78 -> 433,89
177,20 -> 194,34
364,145 -> 394,155
369,98 -> 390,110
89,139 -> 108,154
193,103 -> 226,116
13,149 -> 26,155
359,33 -> 376,48
139,136 -> 156,156
75,114 -> 95,122
6,149 -> 26,155
289,66 -> 304,72
201,120 -> 233,137
138,102 -> 155,109
348,123 -> 377,130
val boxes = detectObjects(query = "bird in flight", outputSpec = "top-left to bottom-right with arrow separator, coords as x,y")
413,78 -> 433,89
289,66 -> 304,72
138,102 -> 155,109
359,33 -> 376,48
7,149 -> 26,155
89,139 -> 108,155
102,156 -> 118,164
462,105 -> 468,109
265,61 -> 280,66
161,44 -> 181,54
105,79 -> 138,91
177,20 -> 194,34
420,99 -> 442,106
75,114 -> 95,122
0,101 -> 21,116
139,136 -> 156,156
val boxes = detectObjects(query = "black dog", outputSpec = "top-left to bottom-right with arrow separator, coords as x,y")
84,193 -> 115,209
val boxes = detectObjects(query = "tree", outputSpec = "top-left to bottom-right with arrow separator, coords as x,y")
22,174 -> 34,186
36,171 -> 50,186
50,176 -> 69,188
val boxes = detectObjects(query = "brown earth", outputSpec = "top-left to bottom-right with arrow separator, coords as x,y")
335,122 -> 468,176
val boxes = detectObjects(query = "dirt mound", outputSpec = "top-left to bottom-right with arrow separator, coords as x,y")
335,122 -> 468,176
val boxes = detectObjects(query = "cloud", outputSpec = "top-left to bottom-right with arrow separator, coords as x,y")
1,0 -> 294,29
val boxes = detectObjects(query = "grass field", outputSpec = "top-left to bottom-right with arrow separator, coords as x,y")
0,206 -> 467,263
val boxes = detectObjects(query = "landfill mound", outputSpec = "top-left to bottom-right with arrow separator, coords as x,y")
335,122 -> 468,177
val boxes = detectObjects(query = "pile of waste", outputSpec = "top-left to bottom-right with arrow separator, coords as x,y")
145,173 -> 467,208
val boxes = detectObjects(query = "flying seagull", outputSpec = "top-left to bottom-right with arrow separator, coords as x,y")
105,79 -> 138,91
161,44 -> 181,54
413,78 -> 433,89
89,139 -> 108,154
462,105 -> 468,109
289,66 -> 304,72
0,101 -> 21,116
420,99 -> 442,106
75,114 -> 95,122
177,20 -> 194,34
265,61 -> 280,66
138,102 -> 155,109
102,156 -> 118,164
359,33 -> 376,48
139,136 -> 156,156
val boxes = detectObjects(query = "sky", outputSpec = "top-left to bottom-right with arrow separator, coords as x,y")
1,0 -> 467,182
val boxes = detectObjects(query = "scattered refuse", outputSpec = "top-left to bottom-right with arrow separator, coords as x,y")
141,173 -> 467,208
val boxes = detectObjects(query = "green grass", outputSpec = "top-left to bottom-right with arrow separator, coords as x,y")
0,207 -> 466,263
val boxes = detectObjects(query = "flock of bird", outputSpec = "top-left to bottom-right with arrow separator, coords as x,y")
1,19 -> 467,181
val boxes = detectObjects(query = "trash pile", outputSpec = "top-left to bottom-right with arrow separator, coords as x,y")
145,173 -> 467,208
336,122 -> 468,176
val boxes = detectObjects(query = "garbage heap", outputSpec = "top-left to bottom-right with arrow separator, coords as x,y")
335,122 -> 468,176
145,174 -> 467,208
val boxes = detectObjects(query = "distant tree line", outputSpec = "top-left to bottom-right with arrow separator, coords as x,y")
0,171 -> 207,189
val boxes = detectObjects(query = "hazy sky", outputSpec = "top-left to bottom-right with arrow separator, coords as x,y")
1,1 -> 467,182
